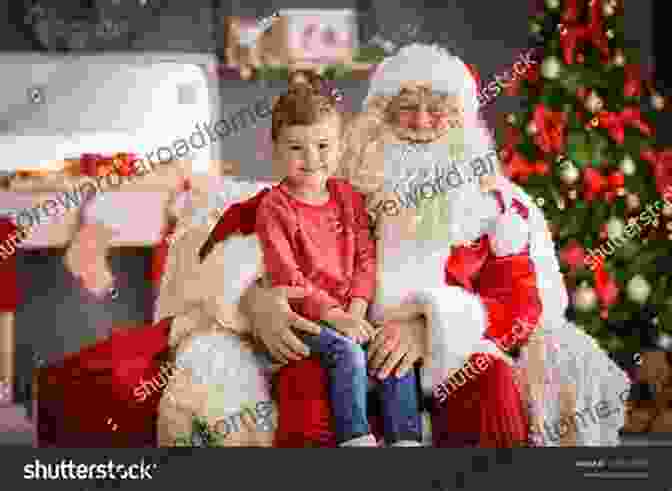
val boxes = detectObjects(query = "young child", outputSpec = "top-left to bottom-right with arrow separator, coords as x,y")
255,73 -> 423,447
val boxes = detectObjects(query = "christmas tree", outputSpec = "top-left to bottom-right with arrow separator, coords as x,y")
495,0 -> 672,354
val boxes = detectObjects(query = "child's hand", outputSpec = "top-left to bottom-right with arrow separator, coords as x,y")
324,309 -> 374,344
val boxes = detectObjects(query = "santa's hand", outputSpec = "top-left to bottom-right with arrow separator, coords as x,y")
379,303 -> 424,323
242,284 -> 322,364
368,317 -> 426,379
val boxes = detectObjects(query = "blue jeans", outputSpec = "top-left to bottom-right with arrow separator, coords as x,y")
300,322 -> 422,445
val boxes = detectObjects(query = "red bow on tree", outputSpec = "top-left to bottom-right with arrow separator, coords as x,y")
623,64 -> 643,98
593,260 -> 619,308
560,0 -> 610,65
640,148 -> 672,195
582,167 -> 624,203
597,107 -> 653,144
503,151 -> 549,183
533,104 -> 567,154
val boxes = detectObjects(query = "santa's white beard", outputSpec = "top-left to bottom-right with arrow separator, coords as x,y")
382,122 -> 502,246
374,119 -> 502,393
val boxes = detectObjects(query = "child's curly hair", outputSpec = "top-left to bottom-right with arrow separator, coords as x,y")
271,70 -> 341,141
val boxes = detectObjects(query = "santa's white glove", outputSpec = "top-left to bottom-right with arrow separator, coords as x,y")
489,210 -> 529,257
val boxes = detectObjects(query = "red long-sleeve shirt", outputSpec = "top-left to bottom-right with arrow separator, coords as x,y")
255,178 -> 376,321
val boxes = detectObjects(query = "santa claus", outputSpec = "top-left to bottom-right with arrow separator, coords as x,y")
186,44 -> 629,447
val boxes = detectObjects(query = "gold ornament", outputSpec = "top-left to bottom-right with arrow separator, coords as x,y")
558,199 -> 566,210
613,51 -> 626,67
574,282 -> 597,311
616,187 -> 625,197
541,56 -> 562,80
606,30 -> 614,39
585,90 -> 604,113
619,154 -> 636,175
603,3 -> 616,16
568,189 -> 578,199
506,113 -> 517,125
590,116 -> 600,127
530,21 -> 542,34
545,0 -> 560,9
652,94 -> 666,111
559,161 -> 580,184
535,197 -> 545,207
606,217 -> 625,240
627,275 -> 651,304
526,121 -> 538,135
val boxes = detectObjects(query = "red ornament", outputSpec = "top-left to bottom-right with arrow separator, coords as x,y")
576,53 -> 585,64
576,87 -> 588,100
560,239 -> 585,270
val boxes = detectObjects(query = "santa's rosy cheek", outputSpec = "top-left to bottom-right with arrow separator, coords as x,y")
431,114 -> 451,128
397,112 -> 415,128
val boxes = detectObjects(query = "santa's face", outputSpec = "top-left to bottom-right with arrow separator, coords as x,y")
387,86 -> 463,143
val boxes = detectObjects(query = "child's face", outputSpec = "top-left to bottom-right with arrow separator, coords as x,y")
273,113 -> 342,192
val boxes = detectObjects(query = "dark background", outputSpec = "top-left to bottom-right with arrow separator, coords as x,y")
0,1 -> 659,409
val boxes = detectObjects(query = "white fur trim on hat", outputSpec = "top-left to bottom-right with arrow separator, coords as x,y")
364,43 -> 479,118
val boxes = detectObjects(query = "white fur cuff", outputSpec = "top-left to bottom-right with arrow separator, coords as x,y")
417,286 -> 488,393
490,211 -> 529,256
